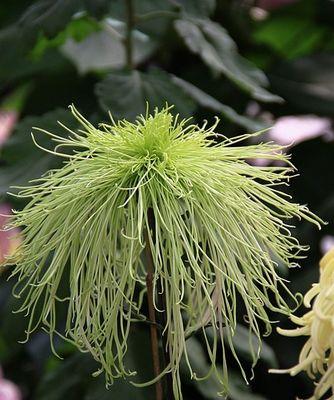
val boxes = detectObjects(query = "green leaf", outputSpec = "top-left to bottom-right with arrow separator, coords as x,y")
230,324 -> 278,368
253,15 -> 328,59
30,16 -> 101,61
203,324 -> 277,368
85,329 -> 153,400
0,0 -> 107,83
35,353 -> 96,400
95,69 -> 196,120
61,19 -> 156,73
182,337 -> 268,400
0,108 -> 78,194
270,53 -> 334,115
174,18 -> 282,103
82,0 -> 110,19
35,328 -> 153,400
96,68 -> 267,131
170,76 -> 269,131
17,0 -> 82,38
110,0 -> 174,39
174,0 -> 216,17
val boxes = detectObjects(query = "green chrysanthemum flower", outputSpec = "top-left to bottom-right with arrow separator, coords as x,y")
6,106 -> 322,399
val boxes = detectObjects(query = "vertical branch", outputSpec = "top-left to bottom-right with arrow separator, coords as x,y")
145,208 -> 174,400
125,0 -> 134,70
145,208 -> 163,400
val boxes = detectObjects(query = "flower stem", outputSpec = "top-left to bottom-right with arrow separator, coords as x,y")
125,0 -> 134,70
145,237 -> 163,399
145,208 -> 174,400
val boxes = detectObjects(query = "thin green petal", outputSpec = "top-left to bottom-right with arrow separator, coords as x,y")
6,105 -> 323,400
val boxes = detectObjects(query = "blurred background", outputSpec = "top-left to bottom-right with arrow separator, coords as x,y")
0,0 -> 333,399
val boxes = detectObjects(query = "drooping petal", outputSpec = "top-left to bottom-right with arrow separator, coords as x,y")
5,106 -> 322,399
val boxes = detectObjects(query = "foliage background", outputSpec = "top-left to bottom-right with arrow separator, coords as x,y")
0,0 -> 333,399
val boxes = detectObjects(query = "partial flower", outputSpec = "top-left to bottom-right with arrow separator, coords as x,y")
250,114 -> 333,167
320,236 -> 334,256
5,106 -> 322,399
0,367 -> 22,400
269,115 -> 332,147
0,111 -> 18,147
271,247 -> 334,399
0,204 -> 22,265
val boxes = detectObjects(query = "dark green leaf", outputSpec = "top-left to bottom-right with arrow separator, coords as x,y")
174,18 -> 282,103
170,76 -> 269,131
173,0 -> 216,17
0,0 -> 105,83
203,324 -> 278,368
35,328 -> 153,400
96,68 -> 267,131
253,15 -> 328,59
30,16 -> 101,61
230,324 -> 278,368
82,0 -> 110,18
35,353 -> 96,400
110,0 -> 174,39
17,0 -> 81,38
270,53 -> 334,115
0,108 -> 78,194
95,69 -> 196,120
62,19 -> 156,73
182,337 -> 268,400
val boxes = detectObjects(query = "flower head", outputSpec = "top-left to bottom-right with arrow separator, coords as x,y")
5,106 -> 322,399
271,247 -> 334,399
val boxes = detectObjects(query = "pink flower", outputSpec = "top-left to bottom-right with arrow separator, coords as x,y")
0,368 -> 21,400
0,204 -> 22,265
250,115 -> 333,166
320,235 -> 334,256
0,111 -> 18,147
269,115 -> 332,146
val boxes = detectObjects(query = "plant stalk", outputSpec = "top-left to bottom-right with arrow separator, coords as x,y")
125,0 -> 134,70
145,220 -> 163,400
145,208 -> 174,400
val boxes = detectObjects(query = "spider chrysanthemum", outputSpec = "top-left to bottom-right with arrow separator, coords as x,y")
271,247 -> 334,400
5,106 -> 322,399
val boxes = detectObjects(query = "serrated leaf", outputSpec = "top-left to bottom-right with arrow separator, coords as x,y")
0,108 -> 78,194
174,18 -> 282,103
95,69 -> 196,120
